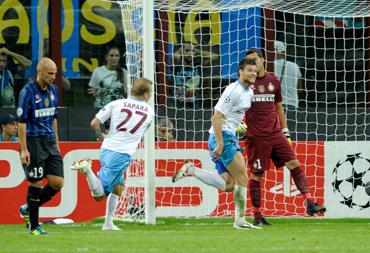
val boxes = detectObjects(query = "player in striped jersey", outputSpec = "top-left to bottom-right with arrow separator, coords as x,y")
18,58 -> 63,235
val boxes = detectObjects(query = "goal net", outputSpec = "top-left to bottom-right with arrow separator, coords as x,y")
110,0 -> 370,222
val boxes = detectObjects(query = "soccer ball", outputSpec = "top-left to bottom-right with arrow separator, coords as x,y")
365,181 -> 370,196
332,153 -> 370,210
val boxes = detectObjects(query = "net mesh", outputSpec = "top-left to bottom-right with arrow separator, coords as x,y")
108,0 -> 370,220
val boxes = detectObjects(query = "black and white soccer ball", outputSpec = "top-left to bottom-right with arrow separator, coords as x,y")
332,153 -> 370,210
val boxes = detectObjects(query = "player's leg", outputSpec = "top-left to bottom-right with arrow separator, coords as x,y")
272,132 -> 326,215
21,138 -> 49,235
245,136 -> 273,226
39,153 -> 64,207
99,150 -> 132,230
102,184 -> 124,231
71,158 -> 105,200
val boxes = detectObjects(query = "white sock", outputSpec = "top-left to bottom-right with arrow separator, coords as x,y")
234,185 -> 246,224
104,193 -> 119,226
192,167 -> 226,191
85,166 -> 104,197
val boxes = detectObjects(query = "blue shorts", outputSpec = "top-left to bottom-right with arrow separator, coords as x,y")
208,131 -> 242,175
98,148 -> 132,196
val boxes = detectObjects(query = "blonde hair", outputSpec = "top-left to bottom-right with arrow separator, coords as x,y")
131,78 -> 152,97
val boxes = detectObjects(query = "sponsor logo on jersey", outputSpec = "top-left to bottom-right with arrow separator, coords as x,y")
258,85 -> 265,93
35,108 -> 56,117
253,94 -> 275,102
268,82 -> 275,92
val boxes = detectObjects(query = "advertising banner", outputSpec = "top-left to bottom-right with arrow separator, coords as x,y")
0,141 -> 327,224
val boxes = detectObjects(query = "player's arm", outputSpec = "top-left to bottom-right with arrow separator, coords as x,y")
211,110 -> 224,160
53,119 -> 60,152
276,102 -> 291,142
18,122 -> 30,166
91,117 -> 106,141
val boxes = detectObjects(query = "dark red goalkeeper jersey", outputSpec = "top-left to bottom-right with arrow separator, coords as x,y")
244,72 -> 283,137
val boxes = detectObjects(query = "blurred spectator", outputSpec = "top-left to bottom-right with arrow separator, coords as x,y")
172,42 -> 219,107
87,47 -> 128,108
274,41 -> 303,109
0,52 -> 16,108
0,114 -> 18,142
156,117 -> 174,141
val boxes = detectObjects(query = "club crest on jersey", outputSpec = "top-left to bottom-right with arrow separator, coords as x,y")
268,82 -> 275,92
258,85 -> 265,93
44,98 -> 50,107
50,92 -> 55,101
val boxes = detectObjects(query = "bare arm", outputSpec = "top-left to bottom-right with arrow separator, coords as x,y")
0,47 -> 32,67
211,110 -> 224,160
91,117 -> 105,141
276,102 -> 288,129
172,48 -> 182,65
53,119 -> 60,152
18,122 -> 30,166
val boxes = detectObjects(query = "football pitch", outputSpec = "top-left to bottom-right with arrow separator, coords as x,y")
0,218 -> 369,253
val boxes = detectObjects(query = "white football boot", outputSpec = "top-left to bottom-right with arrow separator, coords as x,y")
70,158 -> 92,175
102,223 -> 122,231
172,161 -> 193,183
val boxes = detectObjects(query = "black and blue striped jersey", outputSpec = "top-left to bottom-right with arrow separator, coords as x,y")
17,81 -> 59,138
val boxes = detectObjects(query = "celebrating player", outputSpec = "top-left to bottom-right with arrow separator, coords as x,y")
71,78 -> 154,230
173,58 -> 260,230
243,48 -> 326,226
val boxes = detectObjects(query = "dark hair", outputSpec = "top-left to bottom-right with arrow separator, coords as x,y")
238,58 -> 256,72
105,47 -> 124,83
245,48 -> 265,59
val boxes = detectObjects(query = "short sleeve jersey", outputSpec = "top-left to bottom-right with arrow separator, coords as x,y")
244,73 -> 282,137
209,80 -> 253,134
17,81 -> 59,138
96,97 -> 155,156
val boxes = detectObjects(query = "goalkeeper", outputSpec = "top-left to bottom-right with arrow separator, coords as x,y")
243,48 -> 326,226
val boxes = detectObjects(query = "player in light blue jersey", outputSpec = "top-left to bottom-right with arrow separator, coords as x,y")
173,58 -> 259,230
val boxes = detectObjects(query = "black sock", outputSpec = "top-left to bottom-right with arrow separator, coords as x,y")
39,185 -> 59,206
27,186 -> 42,230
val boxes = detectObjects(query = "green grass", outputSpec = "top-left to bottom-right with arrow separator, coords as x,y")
1,218 -> 370,253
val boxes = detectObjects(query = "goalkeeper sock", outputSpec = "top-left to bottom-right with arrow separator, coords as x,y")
249,179 -> 261,215
193,168 -> 226,191
233,185 -> 246,224
39,185 -> 59,206
27,186 -> 41,230
85,169 -> 104,197
290,167 -> 310,195
104,193 -> 119,226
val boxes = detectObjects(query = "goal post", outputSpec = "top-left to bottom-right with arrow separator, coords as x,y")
108,0 -> 370,221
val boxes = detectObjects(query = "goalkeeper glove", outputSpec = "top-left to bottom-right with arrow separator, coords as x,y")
282,128 -> 292,145
235,122 -> 247,135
